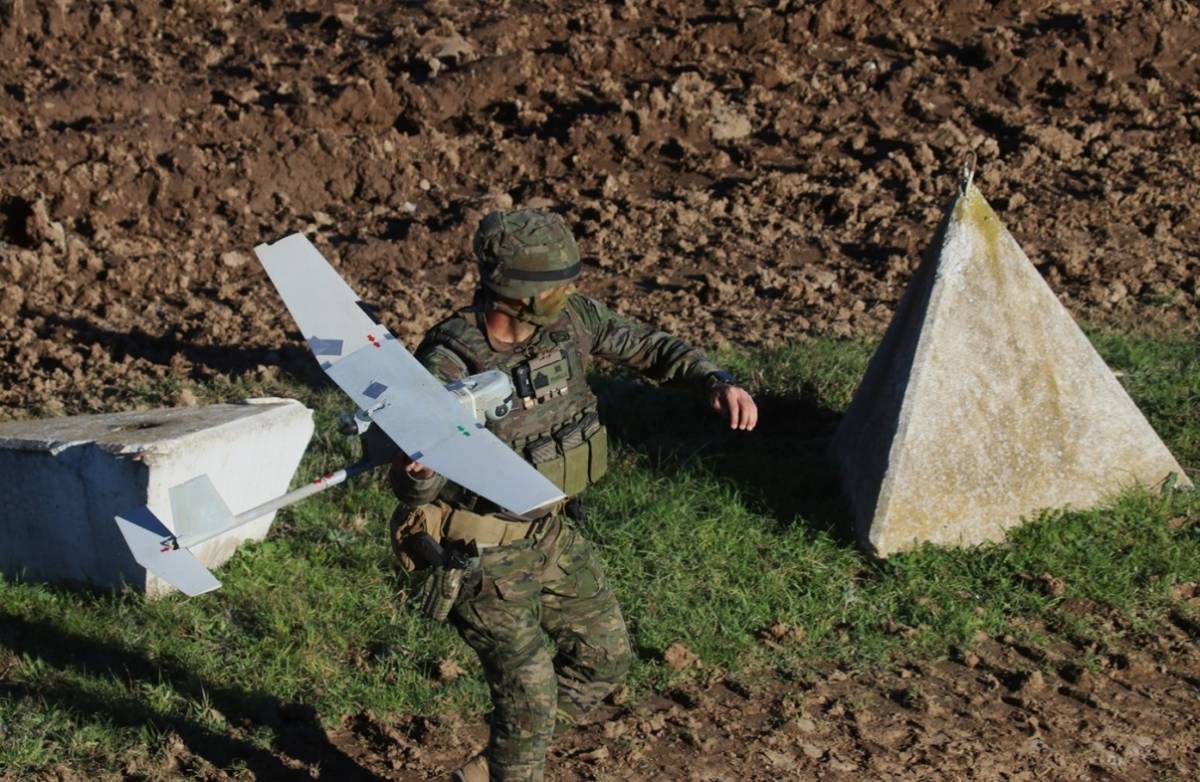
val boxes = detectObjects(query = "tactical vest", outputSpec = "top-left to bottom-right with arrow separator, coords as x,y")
422,303 -> 608,500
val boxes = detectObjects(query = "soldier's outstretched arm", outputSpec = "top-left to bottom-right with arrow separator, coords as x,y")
570,294 -> 757,430
569,294 -> 721,383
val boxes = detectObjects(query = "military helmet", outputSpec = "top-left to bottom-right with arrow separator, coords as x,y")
473,209 -> 581,300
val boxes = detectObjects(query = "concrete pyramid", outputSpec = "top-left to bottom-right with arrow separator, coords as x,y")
832,176 -> 1190,558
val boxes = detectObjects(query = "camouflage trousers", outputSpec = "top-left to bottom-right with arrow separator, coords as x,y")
450,515 -> 632,782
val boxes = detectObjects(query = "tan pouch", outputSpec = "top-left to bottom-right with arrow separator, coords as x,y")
563,441 -> 589,496
528,435 -> 566,492
587,424 -> 608,484
536,456 -> 565,491
390,501 -> 450,572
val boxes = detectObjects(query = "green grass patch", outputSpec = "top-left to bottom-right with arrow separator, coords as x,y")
1,328 -> 1198,776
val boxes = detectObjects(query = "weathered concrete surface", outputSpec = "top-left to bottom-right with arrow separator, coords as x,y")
832,181 -> 1190,558
0,399 -> 313,594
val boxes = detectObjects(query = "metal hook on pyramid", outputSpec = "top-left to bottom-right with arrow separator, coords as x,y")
960,151 -> 977,194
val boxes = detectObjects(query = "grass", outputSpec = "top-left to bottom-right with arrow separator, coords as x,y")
1,327 -> 1198,777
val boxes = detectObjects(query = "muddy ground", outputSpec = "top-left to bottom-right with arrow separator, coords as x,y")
355,625 -> 1200,782
149,619 -> 1200,781
3,0 -> 1200,779
2,0 -> 1200,414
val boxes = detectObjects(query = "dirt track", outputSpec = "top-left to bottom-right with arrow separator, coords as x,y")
3,1 -> 1200,779
2,0 -> 1200,414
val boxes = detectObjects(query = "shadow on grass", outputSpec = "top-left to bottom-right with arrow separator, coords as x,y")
0,612 -> 385,781
592,374 -> 857,544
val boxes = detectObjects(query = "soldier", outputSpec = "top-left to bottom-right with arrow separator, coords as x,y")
387,209 -> 757,781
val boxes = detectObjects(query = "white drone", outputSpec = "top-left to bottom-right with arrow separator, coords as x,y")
114,233 -> 564,596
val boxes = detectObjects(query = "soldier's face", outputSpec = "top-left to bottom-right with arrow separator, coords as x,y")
531,284 -> 571,319
535,284 -> 569,304
489,285 -> 572,326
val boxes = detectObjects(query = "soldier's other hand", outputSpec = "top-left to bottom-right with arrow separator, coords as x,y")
709,383 -> 758,431
407,461 -> 436,479
394,452 -> 436,480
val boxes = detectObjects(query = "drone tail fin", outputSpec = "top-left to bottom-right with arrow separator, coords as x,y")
114,505 -> 222,596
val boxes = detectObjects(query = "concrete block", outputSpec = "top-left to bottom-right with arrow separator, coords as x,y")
832,180 -> 1190,558
0,398 -> 314,595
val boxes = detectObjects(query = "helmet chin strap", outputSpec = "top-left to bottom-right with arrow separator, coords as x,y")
486,291 -> 525,320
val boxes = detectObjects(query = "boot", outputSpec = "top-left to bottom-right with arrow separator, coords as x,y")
450,753 -> 489,782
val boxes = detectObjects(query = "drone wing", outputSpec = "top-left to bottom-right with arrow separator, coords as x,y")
254,233 -> 565,516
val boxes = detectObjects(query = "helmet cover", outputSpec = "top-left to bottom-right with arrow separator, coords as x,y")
473,209 -> 581,300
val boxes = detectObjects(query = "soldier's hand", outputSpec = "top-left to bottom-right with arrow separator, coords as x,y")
709,383 -> 758,431
394,452 -> 436,480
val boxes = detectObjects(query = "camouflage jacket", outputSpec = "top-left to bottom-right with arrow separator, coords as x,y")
390,292 -> 722,507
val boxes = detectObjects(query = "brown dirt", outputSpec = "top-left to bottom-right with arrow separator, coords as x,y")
3,1 -> 1200,778
2,0 -> 1200,415
331,623 -> 1200,781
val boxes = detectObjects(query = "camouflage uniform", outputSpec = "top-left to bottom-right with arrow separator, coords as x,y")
391,292 -> 721,781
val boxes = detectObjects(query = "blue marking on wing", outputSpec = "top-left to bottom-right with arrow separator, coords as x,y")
308,337 -> 345,356
363,381 -> 388,399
